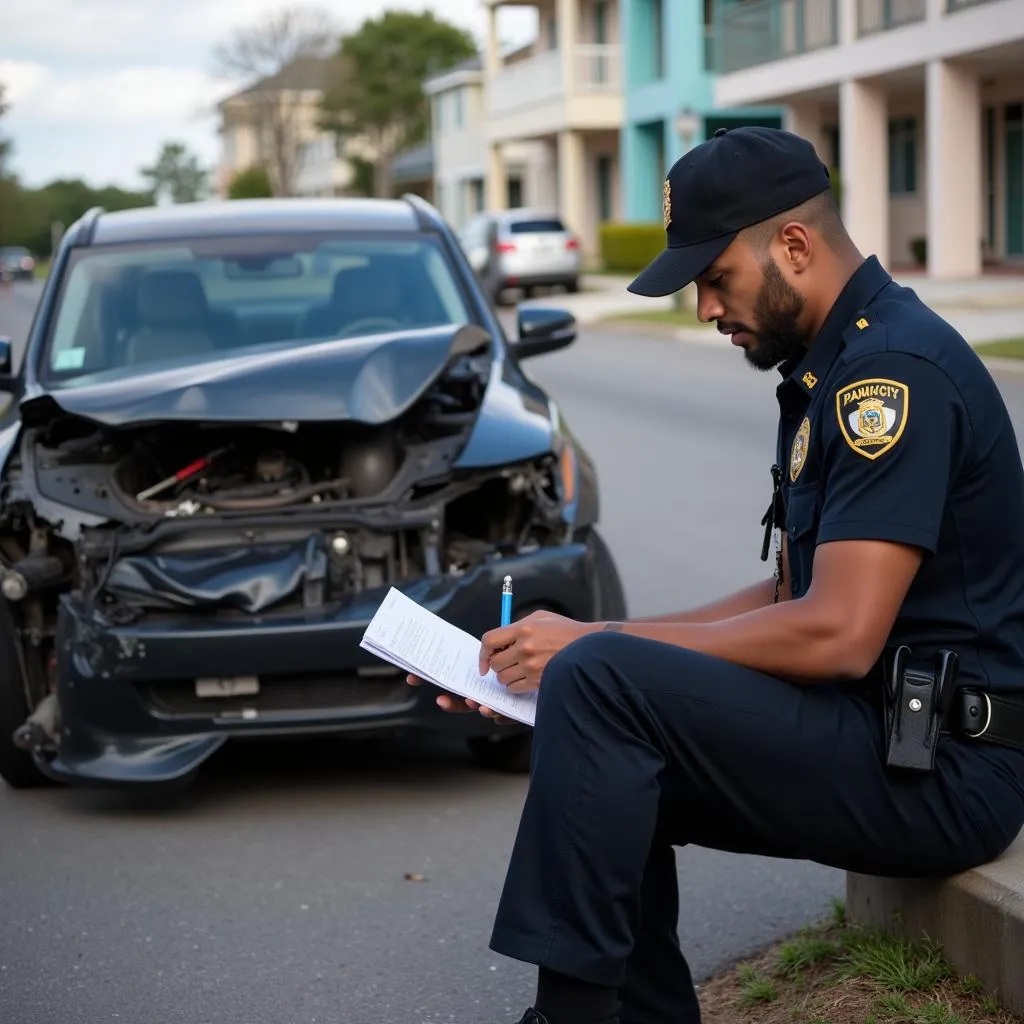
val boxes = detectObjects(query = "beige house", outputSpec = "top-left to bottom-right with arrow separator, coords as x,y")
423,54 -> 548,230
712,0 -> 1024,277
481,0 -> 624,256
216,56 -> 361,198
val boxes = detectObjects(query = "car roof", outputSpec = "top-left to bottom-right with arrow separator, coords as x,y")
87,197 -> 428,246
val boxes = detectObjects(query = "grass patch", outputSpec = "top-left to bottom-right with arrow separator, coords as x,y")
972,338 -> 1024,359
599,306 -> 705,329
698,909 -> 1022,1024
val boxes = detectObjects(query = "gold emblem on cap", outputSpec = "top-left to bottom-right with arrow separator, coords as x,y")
663,179 -> 672,230
802,371 -> 818,389
856,317 -> 869,330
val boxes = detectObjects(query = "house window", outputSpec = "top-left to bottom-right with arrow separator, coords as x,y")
597,155 -> 613,222
453,88 -> 464,130
888,118 -> 917,195
651,0 -> 665,79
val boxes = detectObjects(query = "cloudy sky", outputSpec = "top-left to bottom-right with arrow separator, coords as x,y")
1,0 -> 536,191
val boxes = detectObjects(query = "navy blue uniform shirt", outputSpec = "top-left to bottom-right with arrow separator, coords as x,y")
774,256 -> 1024,694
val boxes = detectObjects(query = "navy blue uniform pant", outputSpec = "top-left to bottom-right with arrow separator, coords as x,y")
488,632 -> 1024,1024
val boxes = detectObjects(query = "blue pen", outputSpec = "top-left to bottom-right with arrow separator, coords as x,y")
500,575 -> 513,626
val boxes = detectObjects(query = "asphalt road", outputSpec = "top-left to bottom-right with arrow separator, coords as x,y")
0,278 -> 1021,1024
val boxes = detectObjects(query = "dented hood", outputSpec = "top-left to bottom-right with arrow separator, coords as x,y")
20,323 -> 491,428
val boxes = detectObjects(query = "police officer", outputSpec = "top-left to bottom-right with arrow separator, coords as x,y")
410,126 -> 1024,1024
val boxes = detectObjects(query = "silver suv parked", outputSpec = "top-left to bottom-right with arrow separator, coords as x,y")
459,209 -> 581,306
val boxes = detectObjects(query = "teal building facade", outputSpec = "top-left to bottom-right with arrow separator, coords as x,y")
621,0 -> 785,223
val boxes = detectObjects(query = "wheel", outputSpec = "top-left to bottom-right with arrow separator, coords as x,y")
585,526 -> 628,622
566,277 -> 580,294
0,603 -> 53,789
466,731 -> 533,774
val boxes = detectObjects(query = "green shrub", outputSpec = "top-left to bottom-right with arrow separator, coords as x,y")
227,166 -> 273,199
598,221 -> 666,273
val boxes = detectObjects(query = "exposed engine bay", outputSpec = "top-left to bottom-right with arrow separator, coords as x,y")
0,345 -> 575,674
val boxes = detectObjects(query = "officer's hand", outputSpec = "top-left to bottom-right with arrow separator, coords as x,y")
480,610 -> 597,694
405,673 -> 517,725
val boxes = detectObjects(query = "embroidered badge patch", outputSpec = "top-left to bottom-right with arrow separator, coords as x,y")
790,416 -> 811,481
835,378 -> 909,460
663,179 -> 672,230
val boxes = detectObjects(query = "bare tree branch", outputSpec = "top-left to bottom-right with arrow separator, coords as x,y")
212,6 -> 339,197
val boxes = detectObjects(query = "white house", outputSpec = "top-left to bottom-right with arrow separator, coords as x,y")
423,54 -> 549,230
712,0 -> 1024,277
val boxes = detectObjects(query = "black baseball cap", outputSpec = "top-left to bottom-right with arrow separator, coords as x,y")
627,126 -> 832,297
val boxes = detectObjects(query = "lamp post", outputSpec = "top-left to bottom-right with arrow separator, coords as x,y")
675,106 -> 700,154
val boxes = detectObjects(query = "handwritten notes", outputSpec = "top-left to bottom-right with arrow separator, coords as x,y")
360,587 -> 537,726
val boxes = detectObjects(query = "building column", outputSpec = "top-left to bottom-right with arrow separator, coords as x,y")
785,102 -> 830,165
557,0 -> 578,94
926,59 -> 982,278
484,4 -> 501,79
486,143 -> 507,211
840,78 -> 889,267
558,129 -> 587,246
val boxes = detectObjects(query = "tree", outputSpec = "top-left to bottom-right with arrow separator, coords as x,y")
212,6 -> 337,197
0,82 -> 12,182
320,10 -> 477,198
227,166 -> 273,199
140,141 -> 209,204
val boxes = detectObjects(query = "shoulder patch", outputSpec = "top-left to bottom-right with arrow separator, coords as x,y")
790,416 -> 811,482
835,378 -> 908,460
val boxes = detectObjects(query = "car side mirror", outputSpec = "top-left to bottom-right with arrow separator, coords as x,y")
513,307 -> 577,359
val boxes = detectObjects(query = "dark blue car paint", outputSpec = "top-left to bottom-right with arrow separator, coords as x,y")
0,195 -> 619,788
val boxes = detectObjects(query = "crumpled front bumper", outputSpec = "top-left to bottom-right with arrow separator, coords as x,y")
37,541 -> 597,787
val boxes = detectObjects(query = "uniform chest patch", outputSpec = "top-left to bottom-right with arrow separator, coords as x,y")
790,416 -> 811,482
835,378 -> 909,460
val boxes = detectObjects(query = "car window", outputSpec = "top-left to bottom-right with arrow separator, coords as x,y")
508,219 -> 566,233
41,234 -> 475,385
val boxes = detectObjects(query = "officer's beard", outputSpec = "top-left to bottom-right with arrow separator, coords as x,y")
742,257 -> 807,372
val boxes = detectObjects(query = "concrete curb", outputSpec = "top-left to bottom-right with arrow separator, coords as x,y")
588,318 -> 1024,374
846,830 -> 1024,1012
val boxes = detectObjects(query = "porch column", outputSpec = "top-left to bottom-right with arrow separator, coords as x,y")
484,3 -> 501,80
785,102 -> 830,164
486,143 -> 508,211
926,59 -> 982,278
557,0 -> 579,94
558,129 -> 587,246
840,78 -> 889,267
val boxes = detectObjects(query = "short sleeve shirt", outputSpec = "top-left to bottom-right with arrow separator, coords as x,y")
773,256 -> 1024,694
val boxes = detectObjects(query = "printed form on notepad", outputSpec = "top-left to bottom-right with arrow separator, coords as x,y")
360,587 -> 537,726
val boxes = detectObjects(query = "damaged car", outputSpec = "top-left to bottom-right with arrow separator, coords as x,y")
0,194 -> 627,791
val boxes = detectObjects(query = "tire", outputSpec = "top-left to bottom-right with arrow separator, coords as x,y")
566,277 -> 580,294
0,604 -> 52,789
466,731 -> 533,774
586,526 -> 628,622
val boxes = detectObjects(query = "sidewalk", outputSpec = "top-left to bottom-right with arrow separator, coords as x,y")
544,272 -> 1024,348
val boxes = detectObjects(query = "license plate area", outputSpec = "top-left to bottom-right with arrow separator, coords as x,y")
195,675 -> 260,698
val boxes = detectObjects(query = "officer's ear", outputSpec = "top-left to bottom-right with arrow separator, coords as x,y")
775,221 -> 814,275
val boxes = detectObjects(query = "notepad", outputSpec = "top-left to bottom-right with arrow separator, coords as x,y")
360,587 -> 537,726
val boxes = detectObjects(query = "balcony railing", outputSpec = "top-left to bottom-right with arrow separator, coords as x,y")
715,0 -> 838,74
858,0 -> 926,34
489,44 -> 621,116
574,44 -> 622,91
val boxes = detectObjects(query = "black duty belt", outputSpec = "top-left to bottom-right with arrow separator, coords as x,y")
943,688 -> 1024,751
882,646 -> 1024,773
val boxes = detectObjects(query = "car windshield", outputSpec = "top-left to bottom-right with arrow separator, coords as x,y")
41,233 -> 474,386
